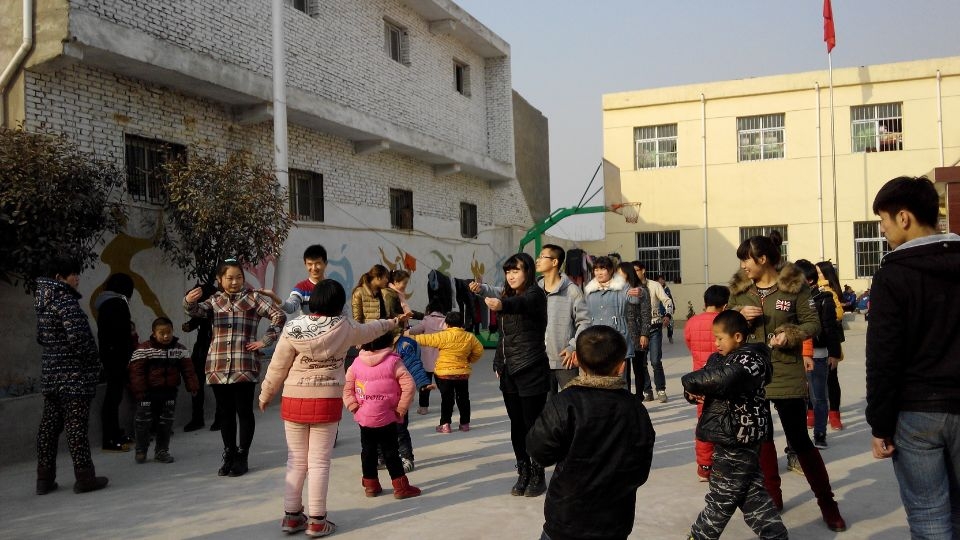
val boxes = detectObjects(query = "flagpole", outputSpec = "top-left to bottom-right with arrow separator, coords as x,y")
828,51 -> 839,262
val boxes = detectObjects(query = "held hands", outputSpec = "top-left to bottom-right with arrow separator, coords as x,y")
185,287 -> 203,303
246,340 -> 266,352
484,297 -> 503,311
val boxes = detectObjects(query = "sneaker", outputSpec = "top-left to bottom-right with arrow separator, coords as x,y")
402,457 -> 415,473
697,465 -> 711,482
657,390 -> 668,403
416,407 -> 429,415
281,511 -> 307,534
154,450 -> 175,463
786,452 -> 804,476
458,423 -> 470,432
436,423 -> 452,434
135,451 -> 147,464
643,391 -> 654,402
305,517 -> 336,538
814,433 -> 828,449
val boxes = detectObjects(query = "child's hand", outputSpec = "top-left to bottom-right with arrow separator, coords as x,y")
185,287 -> 203,303
685,391 -> 704,404
246,340 -> 266,351
397,312 -> 413,324
423,383 -> 437,391
258,399 -> 268,412
348,403 -> 360,413
395,408 -> 406,420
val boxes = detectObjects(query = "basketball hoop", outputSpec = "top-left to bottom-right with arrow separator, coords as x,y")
610,202 -> 641,224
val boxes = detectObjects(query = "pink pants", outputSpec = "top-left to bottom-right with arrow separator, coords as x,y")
283,420 -> 338,516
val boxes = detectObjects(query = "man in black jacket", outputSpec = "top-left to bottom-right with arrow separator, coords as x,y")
526,325 -> 655,540
866,176 -> 960,538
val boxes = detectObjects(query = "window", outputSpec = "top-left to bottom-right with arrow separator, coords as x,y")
739,225 -> 789,259
289,169 -> 323,222
854,221 -> 890,277
460,202 -> 477,238
390,189 -> 413,230
634,124 -> 677,169
287,0 -> 308,14
455,61 -> 471,96
636,231 -> 680,283
852,103 -> 902,153
737,114 -> 785,161
384,20 -> 409,65
124,135 -> 185,204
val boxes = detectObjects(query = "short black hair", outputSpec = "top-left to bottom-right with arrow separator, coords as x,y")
424,299 -> 445,314
703,285 -> 729,309
46,256 -> 82,279
303,244 -> 328,262
152,317 -> 173,331
872,176 -> 939,228
575,325 -> 627,376
631,260 -> 644,271
444,311 -> 463,328
736,234 -> 783,267
793,259 -> 818,284
362,332 -> 395,351
309,279 -> 346,316
103,273 -> 135,298
712,309 -> 749,339
592,255 -> 614,270
541,244 -> 566,267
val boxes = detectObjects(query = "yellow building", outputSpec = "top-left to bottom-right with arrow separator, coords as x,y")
588,56 -> 960,317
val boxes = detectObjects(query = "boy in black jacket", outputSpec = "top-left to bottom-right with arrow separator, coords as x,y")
526,325 -> 655,540
682,310 -> 786,540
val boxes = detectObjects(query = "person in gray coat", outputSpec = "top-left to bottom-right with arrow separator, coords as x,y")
535,244 -> 592,395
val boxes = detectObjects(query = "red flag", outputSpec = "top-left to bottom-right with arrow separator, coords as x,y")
823,0 -> 836,53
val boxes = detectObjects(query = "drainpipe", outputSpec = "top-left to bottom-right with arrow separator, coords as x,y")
701,93 -> 708,286
816,83 -> 824,260
272,0 -> 288,287
937,70 -> 944,167
0,0 -> 34,128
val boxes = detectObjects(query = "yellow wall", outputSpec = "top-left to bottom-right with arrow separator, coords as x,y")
592,56 -> 960,318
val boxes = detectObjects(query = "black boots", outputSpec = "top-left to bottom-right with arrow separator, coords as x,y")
73,465 -> 108,494
36,466 -> 58,495
524,462 -> 546,497
229,447 -> 249,477
510,460 -> 531,496
218,446 -> 236,476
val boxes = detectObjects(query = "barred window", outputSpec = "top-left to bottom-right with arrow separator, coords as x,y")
384,20 -> 409,65
854,221 -> 890,277
289,169 -> 323,222
460,202 -> 477,238
287,0 -> 308,14
739,225 -> 789,259
636,231 -> 680,283
124,135 -> 185,205
455,61 -> 471,96
852,103 -> 902,153
634,124 -> 677,169
737,114 -> 785,161
390,189 -> 413,230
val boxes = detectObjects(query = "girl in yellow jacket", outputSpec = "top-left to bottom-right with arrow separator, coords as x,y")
409,312 -> 484,433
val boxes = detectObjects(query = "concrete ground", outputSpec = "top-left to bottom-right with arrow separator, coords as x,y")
0,326 -> 909,539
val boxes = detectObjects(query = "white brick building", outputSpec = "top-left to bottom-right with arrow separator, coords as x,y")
0,0 -> 546,396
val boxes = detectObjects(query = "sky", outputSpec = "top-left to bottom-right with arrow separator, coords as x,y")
455,0 -> 960,240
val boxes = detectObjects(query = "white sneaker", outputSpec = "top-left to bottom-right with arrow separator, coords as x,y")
657,391 -> 668,403
401,457 -> 415,473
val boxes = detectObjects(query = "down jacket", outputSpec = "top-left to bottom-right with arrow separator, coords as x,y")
583,274 -> 629,337
128,337 -> 199,400
682,343 -> 773,446
34,277 -> 101,397
810,288 -> 843,358
475,283 -> 549,377
684,311 -> 720,371
526,374 -> 655,540
410,327 -> 484,377
728,263 -> 820,399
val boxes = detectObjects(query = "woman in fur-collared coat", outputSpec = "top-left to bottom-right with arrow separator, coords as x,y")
728,232 -> 846,533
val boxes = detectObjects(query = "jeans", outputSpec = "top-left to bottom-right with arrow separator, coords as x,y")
134,391 -> 177,454
806,357 -> 829,434
642,326 -> 665,393
892,411 -> 960,539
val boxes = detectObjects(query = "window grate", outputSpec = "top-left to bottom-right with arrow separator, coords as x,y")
124,135 -> 185,205
853,221 -> 890,277
390,189 -> 413,230
739,225 -> 789,259
737,114 -> 785,161
289,169 -> 324,222
460,202 -> 477,238
636,230 -> 681,282
851,103 -> 902,153
634,124 -> 677,169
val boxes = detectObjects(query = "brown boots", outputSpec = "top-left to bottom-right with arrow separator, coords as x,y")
73,465 -> 109,494
362,477 -> 383,497
795,448 -> 847,532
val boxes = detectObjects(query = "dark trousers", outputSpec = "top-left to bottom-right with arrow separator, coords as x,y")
361,423 -> 404,479
502,391 -> 547,463
135,390 -> 177,453
211,382 -> 255,450
548,367 -> 579,396
436,377 -> 471,425
418,372 -> 434,408
827,364 -> 841,411
100,361 -> 126,444
37,393 -> 94,470
623,352 -> 647,394
396,413 -> 413,460
690,444 -> 787,540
